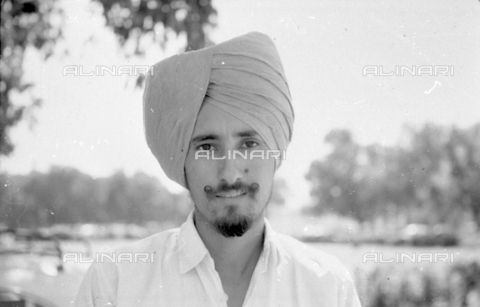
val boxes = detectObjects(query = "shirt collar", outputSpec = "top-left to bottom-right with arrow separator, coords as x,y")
177,210 -> 289,274
262,217 -> 290,269
178,210 -> 209,274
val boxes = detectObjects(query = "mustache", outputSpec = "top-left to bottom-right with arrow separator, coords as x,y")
204,182 -> 259,195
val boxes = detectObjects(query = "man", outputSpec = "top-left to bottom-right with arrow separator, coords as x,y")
75,32 -> 362,307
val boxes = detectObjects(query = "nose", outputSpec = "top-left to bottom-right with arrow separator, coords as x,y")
217,155 -> 244,185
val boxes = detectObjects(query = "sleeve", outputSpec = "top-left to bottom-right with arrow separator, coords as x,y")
74,260 -> 119,307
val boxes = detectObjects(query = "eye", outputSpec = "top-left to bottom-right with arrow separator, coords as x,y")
197,144 -> 214,151
242,141 -> 259,148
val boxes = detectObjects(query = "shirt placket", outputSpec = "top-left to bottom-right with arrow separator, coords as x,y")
195,254 -> 229,307
241,244 -> 271,307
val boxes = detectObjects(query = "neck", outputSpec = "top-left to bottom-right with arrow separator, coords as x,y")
193,209 -> 265,275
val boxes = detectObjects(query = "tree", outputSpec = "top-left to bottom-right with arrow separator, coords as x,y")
94,0 -> 216,54
0,167 -> 191,227
1,0 -> 64,156
445,124 -> 480,227
0,0 -> 216,156
305,129 -> 363,220
305,123 -> 480,229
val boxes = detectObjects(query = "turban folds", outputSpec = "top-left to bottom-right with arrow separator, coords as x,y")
143,32 -> 294,188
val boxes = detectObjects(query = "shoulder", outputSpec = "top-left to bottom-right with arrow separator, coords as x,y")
85,227 -> 181,276
274,233 -> 353,282
113,227 -> 180,254
271,234 -> 362,306
76,226 -> 189,306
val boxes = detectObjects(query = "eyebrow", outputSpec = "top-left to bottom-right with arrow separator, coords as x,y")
236,130 -> 259,138
191,134 -> 218,143
191,130 -> 259,143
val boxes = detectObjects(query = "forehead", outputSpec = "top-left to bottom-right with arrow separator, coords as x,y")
191,102 -> 258,140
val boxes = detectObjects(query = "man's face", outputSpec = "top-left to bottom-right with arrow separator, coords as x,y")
185,102 -> 276,237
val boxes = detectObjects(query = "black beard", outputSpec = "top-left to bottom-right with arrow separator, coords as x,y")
213,206 -> 253,237
214,218 -> 251,237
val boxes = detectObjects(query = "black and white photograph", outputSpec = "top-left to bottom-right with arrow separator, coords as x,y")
1,0 -> 479,306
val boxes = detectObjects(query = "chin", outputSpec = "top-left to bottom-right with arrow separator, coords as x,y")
213,206 -> 253,237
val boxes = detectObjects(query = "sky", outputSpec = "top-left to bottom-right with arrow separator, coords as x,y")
2,0 -> 479,208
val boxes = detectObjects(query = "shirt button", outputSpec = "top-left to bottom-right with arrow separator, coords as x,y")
217,293 -> 228,302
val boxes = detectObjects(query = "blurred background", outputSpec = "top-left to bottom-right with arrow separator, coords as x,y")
1,0 -> 479,306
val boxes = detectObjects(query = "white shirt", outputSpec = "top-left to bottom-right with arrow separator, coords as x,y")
75,211 -> 361,307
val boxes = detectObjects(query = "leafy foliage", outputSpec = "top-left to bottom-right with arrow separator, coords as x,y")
94,0 -> 217,54
0,167 -> 192,227
305,123 -> 480,228
1,0 -> 64,156
0,0 -> 216,156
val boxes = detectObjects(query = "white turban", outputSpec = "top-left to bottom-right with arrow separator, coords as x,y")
143,32 -> 294,188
